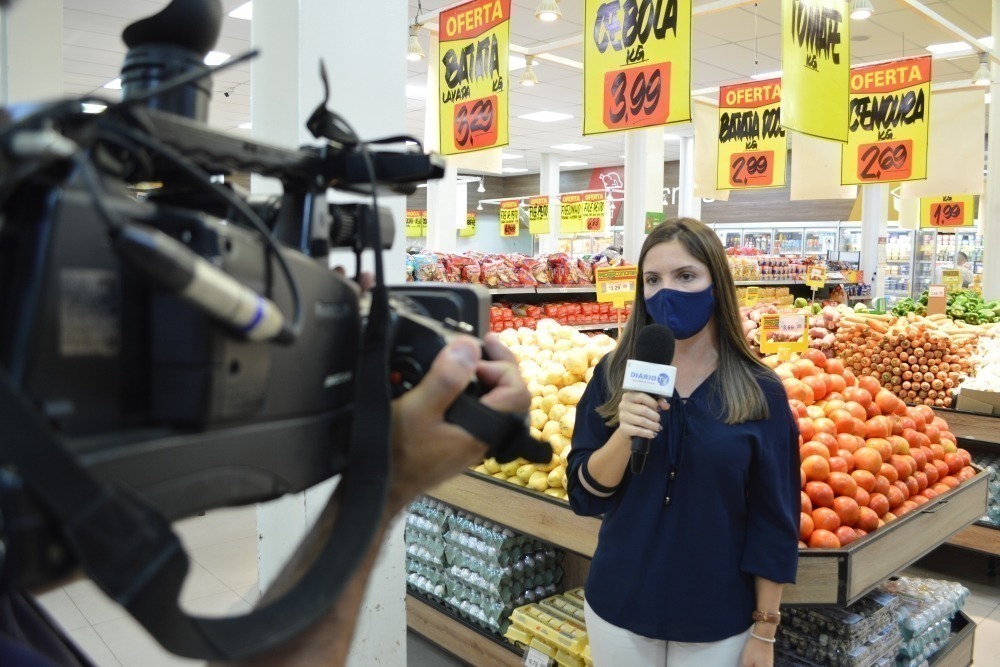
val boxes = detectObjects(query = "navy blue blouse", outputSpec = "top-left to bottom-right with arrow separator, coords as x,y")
567,356 -> 800,642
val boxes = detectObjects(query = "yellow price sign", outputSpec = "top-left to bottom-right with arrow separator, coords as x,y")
760,314 -> 808,354
805,265 -> 827,289
582,192 -> 606,232
595,266 -> 637,309
405,209 -> 426,238
461,213 -> 477,238
942,269 -> 962,293
717,78 -> 786,190
528,196 -> 550,234
560,193 -> 583,233
499,199 -> 520,237
745,286 -> 760,307
920,195 -> 974,230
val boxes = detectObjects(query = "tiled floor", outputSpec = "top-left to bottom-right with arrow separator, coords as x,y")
34,506 -> 1000,666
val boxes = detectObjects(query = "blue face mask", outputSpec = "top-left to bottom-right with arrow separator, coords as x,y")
644,285 -> 715,340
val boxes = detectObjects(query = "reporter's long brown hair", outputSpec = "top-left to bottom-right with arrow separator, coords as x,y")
597,217 -> 772,426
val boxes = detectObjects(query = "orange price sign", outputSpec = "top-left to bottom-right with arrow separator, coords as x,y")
452,95 -> 499,151
602,62 -> 671,130
929,201 -> 965,227
728,150 -> 774,187
856,140 -> 913,183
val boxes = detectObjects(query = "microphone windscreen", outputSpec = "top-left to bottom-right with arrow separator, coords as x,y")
636,324 -> 676,366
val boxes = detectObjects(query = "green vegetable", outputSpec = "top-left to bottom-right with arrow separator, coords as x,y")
794,297 -> 808,309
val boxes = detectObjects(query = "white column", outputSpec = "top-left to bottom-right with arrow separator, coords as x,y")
252,2 -> 408,665
860,184 -> 889,301
426,165 -> 459,252
538,152 -> 562,254
0,0 -> 62,104
984,0 -> 1000,299
677,135 -> 701,220
623,128 -> 665,263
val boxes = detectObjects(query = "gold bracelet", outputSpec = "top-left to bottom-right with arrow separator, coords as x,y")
750,631 -> 776,644
752,609 -> 781,624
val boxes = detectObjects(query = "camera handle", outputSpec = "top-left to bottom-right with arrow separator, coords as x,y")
446,392 -> 553,464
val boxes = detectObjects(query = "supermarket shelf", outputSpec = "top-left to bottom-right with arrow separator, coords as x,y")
536,286 -> 598,294
488,287 -> 537,296
733,280 -> 846,286
571,323 -> 619,331
848,295 -> 872,301
947,524 -> 1000,557
407,594 -> 521,667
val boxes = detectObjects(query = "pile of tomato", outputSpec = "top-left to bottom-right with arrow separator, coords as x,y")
765,349 -> 978,549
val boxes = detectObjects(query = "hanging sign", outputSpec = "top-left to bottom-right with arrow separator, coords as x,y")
528,196 -> 550,234
405,209 -> 427,237
842,56 -> 931,185
582,192 -> 607,232
645,211 -> 665,234
560,194 -> 583,233
781,0 -> 850,142
595,266 -> 638,309
582,0 -> 692,136
717,77 -> 786,190
919,194 -> 974,230
499,200 -> 520,237
461,213 -> 477,237
438,0 -> 511,155
805,264 -> 827,289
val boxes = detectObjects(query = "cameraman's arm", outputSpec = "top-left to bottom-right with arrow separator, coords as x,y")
226,335 -> 527,667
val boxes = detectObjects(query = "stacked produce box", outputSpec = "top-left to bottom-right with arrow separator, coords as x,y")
882,576 -> 970,667
506,588 -> 592,667
404,498 -> 452,601
489,301 -> 628,332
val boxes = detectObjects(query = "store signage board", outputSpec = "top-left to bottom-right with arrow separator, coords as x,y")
942,269 -> 962,294
595,266 -> 637,309
582,192 -> 606,232
582,0 -> 692,136
716,78 -> 786,190
927,284 -> 946,316
842,56 -> 931,185
528,196 -> 550,234
805,265 -> 827,290
405,209 -> 426,238
781,0 -> 850,143
760,314 -> 808,354
437,0 -> 511,155
460,213 -> 477,238
499,200 -> 520,237
560,194 -> 583,233
919,195 -> 974,230
645,211 -> 665,234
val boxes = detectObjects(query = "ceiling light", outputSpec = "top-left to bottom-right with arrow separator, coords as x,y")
850,0 -> 873,20
229,2 -> 252,20
559,160 -> 588,167
502,167 -> 529,174
518,110 -> 573,123
521,56 -> 539,87
238,122 -> 252,130
478,177 -> 486,193
204,51 -> 231,66
981,37 -> 995,50
551,143 -> 592,151
509,55 -> 527,71
82,103 -> 107,114
750,70 -> 782,80
407,25 -> 425,62
535,0 -> 561,22
477,201 -> 483,211
926,41 -> 973,56
501,152 -> 523,160
974,53 -> 992,86
103,78 -> 122,90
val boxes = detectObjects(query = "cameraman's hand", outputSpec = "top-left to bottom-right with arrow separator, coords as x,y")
389,333 -> 528,508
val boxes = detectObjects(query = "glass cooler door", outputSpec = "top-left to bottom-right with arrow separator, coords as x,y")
884,230 -> 914,302
773,230 -> 804,256
805,229 -> 838,257
743,230 -> 773,254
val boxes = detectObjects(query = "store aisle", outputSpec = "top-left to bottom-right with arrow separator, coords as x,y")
33,507 -> 1000,666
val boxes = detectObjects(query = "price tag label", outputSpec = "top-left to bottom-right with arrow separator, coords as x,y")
729,150 -> 775,187
805,265 -> 827,290
942,269 -> 962,293
595,266 -> 637,309
560,194 -> 583,233
929,285 -> 945,298
523,646 -> 554,667
920,195 -> 974,229
856,140 -> 913,182
760,314 -> 808,354
528,196 -> 550,235
602,62 -> 671,130
745,286 -> 759,307
405,209 -> 426,238
452,95 -> 499,151
500,200 -> 520,237
582,192 -> 606,232
460,213 -> 477,238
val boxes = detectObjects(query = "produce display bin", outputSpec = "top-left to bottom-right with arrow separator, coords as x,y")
928,611 -> 975,667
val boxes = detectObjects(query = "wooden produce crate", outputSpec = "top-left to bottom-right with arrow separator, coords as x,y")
785,470 -> 989,605
928,611 -> 975,667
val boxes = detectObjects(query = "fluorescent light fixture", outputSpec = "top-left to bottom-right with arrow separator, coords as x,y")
981,37 -> 995,50
204,51 -> 231,66
502,167 -> 529,173
974,53 -> 992,86
520,56 -> 539,87
405,84 -> 425,99
850,0 -> 873,20
518,110 -> 573,123
551,143 -> 592,151
559,160 -> 588,167
407,25 -> 425,62
103,78 -> 122,90
535,0 -> 561,22
501,152 -> 523,160
229,1 -> 252,20
238,122 -> 252,129
82,103 -> 107,114
926,41 -> 973,56
477,177 -> 486,193
405,140 -> 419,146
509,55 -> 526,71
750,70 -> 782,80
477,201 -> 483,211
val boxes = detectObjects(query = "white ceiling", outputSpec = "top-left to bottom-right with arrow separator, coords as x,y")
63,0 -> 992,176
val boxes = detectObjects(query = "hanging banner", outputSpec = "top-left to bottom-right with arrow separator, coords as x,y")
842,56 -> 931,185
919,195 -> 975,230
560,194 -> 583,233
438,0 -> 511,155
716,78 -> 786,190
528,196 -> 550,234
582,0 -> 692,135
461,213 -> 477,237
582,192 -> 607,232
781,0 -> 850,142
405,209 -> 427,237
499,200 -> 520,237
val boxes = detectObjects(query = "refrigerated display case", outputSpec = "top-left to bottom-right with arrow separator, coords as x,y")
913,229 -> 937,298
718,230 -> 742,249
805,229 -> 838,256
773,230 -> 803,256
955,230 -> 983,276
884,230 -> 914,301
743,230 -> 773,254
840,226 -> 862,253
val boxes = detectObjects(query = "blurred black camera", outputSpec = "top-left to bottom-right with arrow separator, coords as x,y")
0,0 -> 548,659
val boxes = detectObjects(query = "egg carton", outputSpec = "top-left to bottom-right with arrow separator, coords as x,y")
444,543 -> 563,587
781,591 -> 900,643
405,542 -> 445,569
407,497 -> 453,529
776,623 -> 901,667
880,576 -> 969,640
402,527 -> 445,559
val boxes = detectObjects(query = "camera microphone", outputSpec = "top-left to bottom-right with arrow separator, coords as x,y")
115,223 -> 293,343
623,324 -> 676,474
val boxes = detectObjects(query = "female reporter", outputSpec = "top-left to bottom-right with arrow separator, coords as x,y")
566,218 -> 799,667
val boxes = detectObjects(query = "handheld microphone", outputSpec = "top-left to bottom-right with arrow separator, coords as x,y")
623,324 -> 676,474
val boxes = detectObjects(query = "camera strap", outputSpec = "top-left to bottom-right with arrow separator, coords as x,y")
0,287 -> 395,660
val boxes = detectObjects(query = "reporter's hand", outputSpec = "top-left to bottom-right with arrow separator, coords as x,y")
389,333 -> 528,508
616,392 -> 668,441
